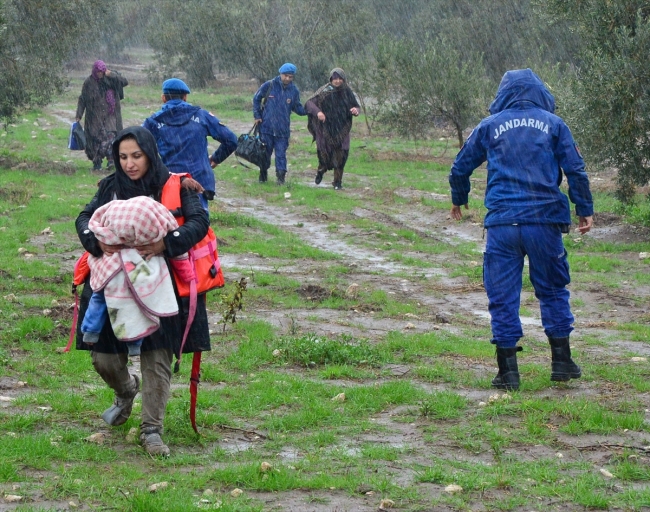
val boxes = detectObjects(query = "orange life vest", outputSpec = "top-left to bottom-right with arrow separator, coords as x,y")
160,173 -> 224,295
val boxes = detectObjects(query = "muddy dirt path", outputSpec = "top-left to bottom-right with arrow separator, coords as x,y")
215,179 -> 650,359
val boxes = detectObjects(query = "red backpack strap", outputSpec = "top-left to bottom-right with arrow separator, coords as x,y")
64,288 -> 80,353
173,278 -> 198,373
65,251 -> 91,352
190,351 -> 201,433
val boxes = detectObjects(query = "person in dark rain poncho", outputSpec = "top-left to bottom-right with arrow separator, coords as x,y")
449,69 -> 594,391
305,68 -> 360,190
143,78 -> 238,212
76,60 -> 128,171
76,127 -> 211,456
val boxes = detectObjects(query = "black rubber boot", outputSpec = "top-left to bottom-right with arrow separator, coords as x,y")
315,168 -> 326,185
258,168 -> 268,183
276,171 -> 286,185
491,346 -> 522,391
549,336 -> 582,381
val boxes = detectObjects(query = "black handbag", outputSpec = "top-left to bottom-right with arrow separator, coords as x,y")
235,124 -> 269,170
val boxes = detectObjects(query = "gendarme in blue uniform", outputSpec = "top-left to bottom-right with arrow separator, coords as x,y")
143,95 -> 237,209
253,67 -> 306,181
449,68 -> 594,350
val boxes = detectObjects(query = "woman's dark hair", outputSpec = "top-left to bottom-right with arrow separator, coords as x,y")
111,126 -> 169,200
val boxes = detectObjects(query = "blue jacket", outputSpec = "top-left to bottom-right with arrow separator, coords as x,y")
253,76 -> 306,138
449,69 -> 593,227
143,100 -> 238,195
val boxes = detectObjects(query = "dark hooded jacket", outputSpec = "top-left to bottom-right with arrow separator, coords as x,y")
75,126 -> 211,355
143,100 -> 237,197
449,68 -> 593,227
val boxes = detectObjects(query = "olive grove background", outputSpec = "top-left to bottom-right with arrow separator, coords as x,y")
1,0 -> 649,201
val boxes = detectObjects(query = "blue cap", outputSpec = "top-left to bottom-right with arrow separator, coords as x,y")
162,78 -> 190,95
278,63 -> 297,75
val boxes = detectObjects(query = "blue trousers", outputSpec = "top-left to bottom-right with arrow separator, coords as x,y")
82,290 -> 108,336
483,224 -> 574,348
260,133 -> 289,173
82,290 -> 142,350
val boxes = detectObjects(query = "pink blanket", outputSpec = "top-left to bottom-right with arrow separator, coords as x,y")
87,197 -> 182,341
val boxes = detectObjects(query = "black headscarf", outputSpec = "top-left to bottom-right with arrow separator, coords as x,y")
111,126 -> 170,201
307,68 -> 359,147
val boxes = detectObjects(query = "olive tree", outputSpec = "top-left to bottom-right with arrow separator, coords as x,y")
0,0 -> 110,127
146,0 -> 374,89
542,0 -> 650,202
375,36 -> 491,147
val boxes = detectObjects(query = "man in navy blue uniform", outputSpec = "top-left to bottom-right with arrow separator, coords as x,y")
143,78 -> 238,211
253,63 -> 307,184
449,69 -> 594,391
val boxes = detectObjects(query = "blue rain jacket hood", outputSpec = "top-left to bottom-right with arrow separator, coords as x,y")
449,69 -> 593,228
142,100 -> 237,198
488,68 -> 555,115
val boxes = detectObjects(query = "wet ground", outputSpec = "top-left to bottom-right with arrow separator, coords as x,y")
2,53 -> 650,511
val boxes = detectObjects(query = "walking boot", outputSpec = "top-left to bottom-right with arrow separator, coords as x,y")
101,374 -> 140,426
548,336 -> 582,381
140,426 -> 170,457
276,171 -> 286,185
258,168 -> 268,183
491,346 -> 522,391
315,168 -> 326,185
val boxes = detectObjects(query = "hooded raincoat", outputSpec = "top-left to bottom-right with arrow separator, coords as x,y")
449,68 -> 593,228
143,101 -> 237,203
449,69 -> 594,348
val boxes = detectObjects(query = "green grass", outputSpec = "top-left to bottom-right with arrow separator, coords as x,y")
1,64 -> 650,511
